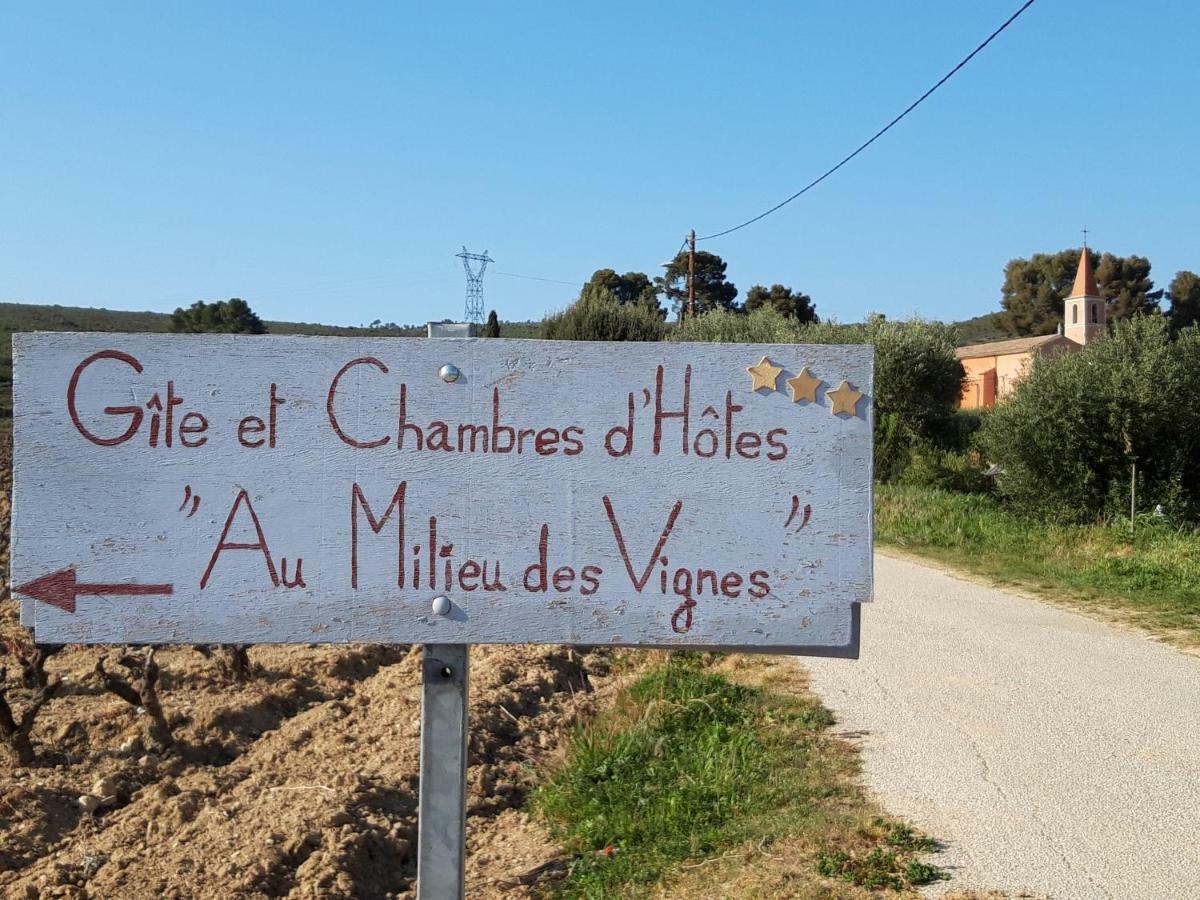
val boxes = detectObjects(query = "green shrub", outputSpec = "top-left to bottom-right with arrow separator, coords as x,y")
169,298 -> 266,334
873,412 -> 910,484
980,317 -> 1200,522
668,306 -> 801,344
541,286 -> 666,342
674,310 -> 966,482
901,444 -> 992,495
927,409 -> 984,454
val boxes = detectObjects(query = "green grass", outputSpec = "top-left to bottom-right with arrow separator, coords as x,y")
534,653 -> 944,898
876,484 -> 1200,639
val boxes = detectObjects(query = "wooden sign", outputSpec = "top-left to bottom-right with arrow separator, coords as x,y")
12,334 -> 872,653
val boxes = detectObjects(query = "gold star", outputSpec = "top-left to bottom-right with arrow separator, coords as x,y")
746,356 -> 783,392
827,380 -> 863,416
786,366 -> 822,403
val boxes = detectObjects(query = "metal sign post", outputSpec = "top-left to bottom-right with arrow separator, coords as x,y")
416,331 -> 471,900
417,644 -> 469,899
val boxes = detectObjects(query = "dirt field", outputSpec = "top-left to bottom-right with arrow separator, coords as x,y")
0,444 -> 618,899
0,636 -> 613,899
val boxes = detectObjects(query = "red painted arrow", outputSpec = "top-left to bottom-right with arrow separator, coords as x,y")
14,568 -> 173,614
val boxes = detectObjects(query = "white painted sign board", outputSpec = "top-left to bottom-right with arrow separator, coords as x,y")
12,334 -> 872,653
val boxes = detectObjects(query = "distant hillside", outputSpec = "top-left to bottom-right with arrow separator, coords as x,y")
951,312 -> 1009,345
0,302 -> 540,418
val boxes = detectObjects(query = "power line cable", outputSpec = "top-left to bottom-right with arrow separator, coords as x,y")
696,0 -> 1037,242
204,4 -> 1036,306
493,271 -> 584,287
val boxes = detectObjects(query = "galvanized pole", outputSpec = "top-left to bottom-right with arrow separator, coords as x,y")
416,643 -> 469,899
417,327 -> 471,899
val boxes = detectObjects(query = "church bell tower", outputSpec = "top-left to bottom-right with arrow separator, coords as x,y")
1064,246 -> 1105,345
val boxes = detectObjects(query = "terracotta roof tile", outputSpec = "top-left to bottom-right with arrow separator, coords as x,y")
1070,247 -> 1099,298
955,334 -> 1077,359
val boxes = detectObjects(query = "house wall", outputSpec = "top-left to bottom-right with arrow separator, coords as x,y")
959,351 -> 1036,409
956,334 -> 1084,411
995,351 -> 1035,400
960,357 -> 998,410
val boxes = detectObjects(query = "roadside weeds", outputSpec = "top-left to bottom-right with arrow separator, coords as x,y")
532,651 -> 946,898
875,484 -> 1200,650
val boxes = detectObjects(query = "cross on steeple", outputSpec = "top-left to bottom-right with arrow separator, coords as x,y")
1082,226 -> 1089,248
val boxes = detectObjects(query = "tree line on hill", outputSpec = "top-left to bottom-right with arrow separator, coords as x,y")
542,244 -> 1199,345
559,253 -> 818,324
997,248 -> 1199,336
162,246 -> 819,342
162,244 -> 1199,346
165,299 -> 431,337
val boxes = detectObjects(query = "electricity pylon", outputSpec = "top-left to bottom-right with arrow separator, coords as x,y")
456,247 -> 493,324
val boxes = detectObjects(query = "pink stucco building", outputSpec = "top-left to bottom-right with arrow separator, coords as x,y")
957,248 -> 1104,410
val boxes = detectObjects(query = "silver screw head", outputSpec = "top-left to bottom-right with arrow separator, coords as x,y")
439,364 -> 461,383
431,595 -> 452,616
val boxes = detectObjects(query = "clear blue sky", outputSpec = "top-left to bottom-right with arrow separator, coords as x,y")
2,1 -> 1196,326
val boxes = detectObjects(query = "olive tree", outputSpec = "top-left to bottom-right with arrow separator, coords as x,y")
981,316 -> 1200,522
674,308 -> 965,481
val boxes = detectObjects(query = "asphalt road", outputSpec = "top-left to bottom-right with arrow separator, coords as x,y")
805,553 -> 1200,900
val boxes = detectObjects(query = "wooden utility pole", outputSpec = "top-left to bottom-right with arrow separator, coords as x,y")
687,229 -> 696,319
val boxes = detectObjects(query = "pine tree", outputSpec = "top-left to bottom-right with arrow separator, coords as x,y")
482,310 -> 501,337
169,298 -> 266,334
